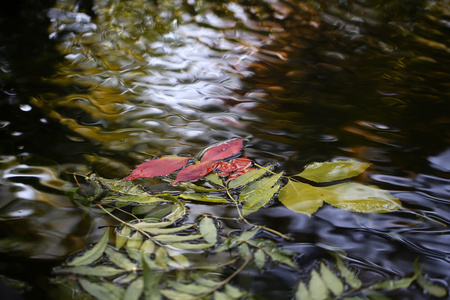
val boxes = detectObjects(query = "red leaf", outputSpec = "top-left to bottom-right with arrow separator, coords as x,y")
124,156 -> 191,181
215,161 -> 233,173
229,157 -> 252,172
200,139 -> 244,162
173,161 -> 219,184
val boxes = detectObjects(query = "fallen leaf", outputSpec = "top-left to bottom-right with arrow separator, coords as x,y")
173,161 -> 219,184
200,139 -> 244,162
124,156 -> 191,181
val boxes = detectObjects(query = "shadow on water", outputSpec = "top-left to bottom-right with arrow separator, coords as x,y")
0,0 -> 449,298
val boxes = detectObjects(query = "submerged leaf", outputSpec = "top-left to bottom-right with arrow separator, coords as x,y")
296,160 -> 371,183
68,229 -> 109,266
200,139 -> 244,162
278,180 -> 329,216
323,182 -> 401,213
124,156 -> 191,181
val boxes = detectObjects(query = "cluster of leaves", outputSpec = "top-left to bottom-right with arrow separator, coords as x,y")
59,139 -> 448,299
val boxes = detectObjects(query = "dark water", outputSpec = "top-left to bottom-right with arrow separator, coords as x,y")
1,0 -> 449,298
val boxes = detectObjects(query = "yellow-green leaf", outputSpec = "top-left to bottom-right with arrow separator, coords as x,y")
199,216 -> 217,244
115,225 -> 131,250
309,270 -> 329,300
416,275 -> 448,298
57,266 -> 126,276
254,249 -> 266,271
68,229 -> 109,266
79,278 -> 124,300
296,160 -> 371,183
295,281 -> 312,300
320,263 -> 344,296
179,193 -> 229,203
323,182 -> 401,213
153,234 -> 204,243
105,247 -> 137,271
278,180 -> 329,216
124,278 -> 143,300
102,195 -> 166,204
228,167 -> 269,189
335,256 -> 362,289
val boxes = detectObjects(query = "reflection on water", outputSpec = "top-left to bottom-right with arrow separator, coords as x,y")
1,0 -> 450,298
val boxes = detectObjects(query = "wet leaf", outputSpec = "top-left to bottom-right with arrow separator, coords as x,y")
309,270 -> 329,300
132,220 -> 175,230
238,243 -> 250,260
124,156 -> 191,181
178,182 -> 219,192
200,139 -> 244,162
323,182 -> 401,213
169,281 -> 214,295
179,193 -> 229,203
105,247 -> 137,271
278,180 -> 328,216
239,173 -> 283,215
124,278 -> 143,300
79,278 -> 124,300
138,223 -> 194,235
160,289 -> 196,300
153,234 -> 204,243
205,172 -> 225,187
102,194 -> 167,204
170,242 -> 216,250
320,263 -> 344,296
228,167 -> 269,189
199,216 -> 217,244
166,248 -> 191,269
57,266 -> 126,276
335,256 -> 362,289
126,231 -> 143,249
295,281 -> 312,300
155,247 -> 169,270
295,160 -> 371,183
140,239 -> 156,254
68,229 -> 109,266
143,254 -> 162,300
225,284 -> 245,298
416,275 -> 448,297
173,161 -> 218,184
254,249 -> 266,270
115,225 -> 131,250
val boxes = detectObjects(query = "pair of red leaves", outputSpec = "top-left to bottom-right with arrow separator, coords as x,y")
124,139 -> 252,183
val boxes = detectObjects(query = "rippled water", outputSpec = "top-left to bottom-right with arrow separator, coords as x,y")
1,0 -> 450,298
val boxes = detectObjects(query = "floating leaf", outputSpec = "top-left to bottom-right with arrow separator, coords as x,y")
166,248 -> 191,269
169,281 -> 214,295
126,231 -> 143,249
115,226 -> 131,250
170,242 -> 216,250
239,173 -> 282,215
140,239 -> 156,254
160,289 -> 196,300
138,223 -> 194,235
124,278 -> 143,300
199,216 -> 217,244
416,275 -> 448,297
238,243 -> 250,260
225,284 -> 245,298
295,281 -> 312,300
295,160 -> 371,183
102,194 -> 167,204
309,270 -> 329,300
124,156 -> 191,181
105,247 -> 137,271
278,180 -> 329,216
320,263 -> 344,296
173,161 -> 218,184
254,249 -> 266,270
323,182 -> 401,213
153,234 -> 204,243
205,172 -> 225,187
179,193 -> 229,203
200,139 -> 244,162
178,182 -> 219,192
79,278 -> 124,300
57,266 -> 126,276
132,220 -> 175,230
335,256 -> 362,289
68,229 -> 109,266
228,167 -> 269,189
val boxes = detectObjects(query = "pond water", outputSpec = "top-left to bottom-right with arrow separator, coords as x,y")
1,0 -> 449,298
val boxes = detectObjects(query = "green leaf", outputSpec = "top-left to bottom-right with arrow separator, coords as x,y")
295,160 -> 371,183
169,281 -> 214,295
179,193 -> 229,203
228,167 -> 269,189
124,278 -> 143,300
126,231 -> 143,249
105,247 -> 137,271
160,289 -> 196,300
225,284 -> 245,298
295,281 -> 312,300
309,270 -> 329,300
102,194 -> 167,204
320,263 -> 344,296
238,243 -> 250,260
278,180 -> 327,216
153,234 -> 204,243
335,256 -> 362,289
79,278 -> 124,300
132,220 -> 175,230
155,247 -> 170,270
138,223 -> 195,235
142,254 -> 162,300
170,242 -> 216,250
239,173 -> 283,215
92,176 -> 143,195
68,229 -> 109,266
372,275 -> 417,290
57,266 -> 126,276
140,239 -> 156,254
205,172 -> 225,187
254,249 -> 266,270
199,216 -> 217,244
214,291 -> 232,300
132,203 -> 159,215
323,182 -> 401,213
166,248 -> 191,269
179,182 -> 219,192
416,275 -> 448,297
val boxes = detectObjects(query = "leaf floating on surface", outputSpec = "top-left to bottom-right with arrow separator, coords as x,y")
124,156 -> 191,181
322,182 -> 401,213
79,278 -> 124,300
199,216 -> 217,244
57,266 -> 127,276
228,167 -> 269,189
278,180 -> 330,216
173,161 -> 218,184
296,160 -> 371,183
179,193 -> 229,203
200,139 -> 244,162
319,263 -> 344,296
68,229 -> 109,266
